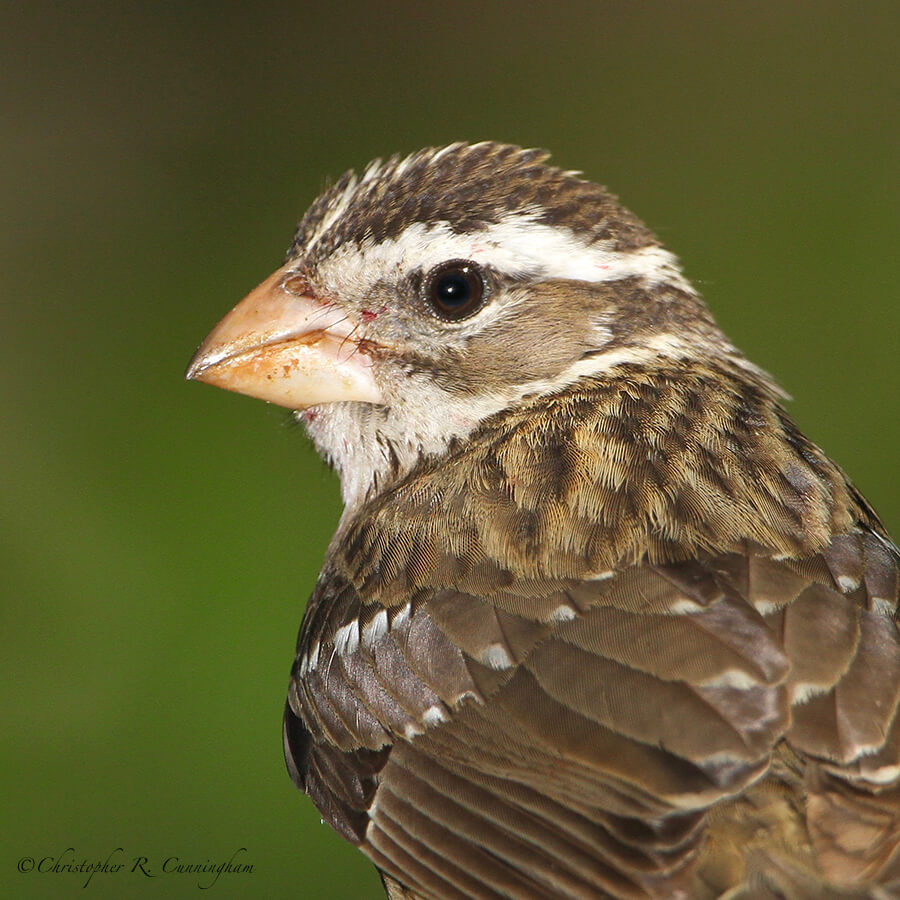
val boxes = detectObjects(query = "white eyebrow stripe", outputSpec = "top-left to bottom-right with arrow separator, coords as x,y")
315,214 -> 693,296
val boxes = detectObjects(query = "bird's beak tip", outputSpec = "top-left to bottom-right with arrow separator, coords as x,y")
184,356 -> 201,382
184,348 -> 212,383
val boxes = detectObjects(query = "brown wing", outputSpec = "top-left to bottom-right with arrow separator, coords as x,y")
285,529 -> 900,898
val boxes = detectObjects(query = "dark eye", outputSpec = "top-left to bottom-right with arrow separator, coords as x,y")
424,260 -> 486,321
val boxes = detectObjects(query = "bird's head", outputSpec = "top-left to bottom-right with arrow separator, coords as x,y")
188,142 -> 766,509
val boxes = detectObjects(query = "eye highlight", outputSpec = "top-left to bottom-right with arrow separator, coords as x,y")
424,260 -> 486,321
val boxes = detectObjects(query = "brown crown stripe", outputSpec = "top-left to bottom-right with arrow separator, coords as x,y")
288,143 -> 658,267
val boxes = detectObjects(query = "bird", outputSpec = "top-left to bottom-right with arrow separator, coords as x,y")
187,142 -> 900,899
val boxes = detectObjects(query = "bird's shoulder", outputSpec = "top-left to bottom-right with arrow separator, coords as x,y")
336,358 -> 880,583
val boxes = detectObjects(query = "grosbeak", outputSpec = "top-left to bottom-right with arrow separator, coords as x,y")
188,143 -> 900,899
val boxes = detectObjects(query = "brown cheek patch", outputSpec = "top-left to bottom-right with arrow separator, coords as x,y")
459,283 -> 600,388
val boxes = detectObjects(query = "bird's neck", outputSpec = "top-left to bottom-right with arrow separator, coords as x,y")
303,335 -> 763,513
320,357 -> 867,593
300,397 -> 471,517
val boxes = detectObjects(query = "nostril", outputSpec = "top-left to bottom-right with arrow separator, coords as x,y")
282,272 -> 312,295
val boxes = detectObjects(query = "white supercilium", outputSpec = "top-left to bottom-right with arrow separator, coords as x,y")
314,213 -> 695,300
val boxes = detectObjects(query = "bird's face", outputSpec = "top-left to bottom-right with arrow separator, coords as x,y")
188,143 -> 754,507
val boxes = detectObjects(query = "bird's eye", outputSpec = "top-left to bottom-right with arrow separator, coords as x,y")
424,260 -> 486,321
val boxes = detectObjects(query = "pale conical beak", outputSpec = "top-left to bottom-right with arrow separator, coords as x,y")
186,263 -> 382,410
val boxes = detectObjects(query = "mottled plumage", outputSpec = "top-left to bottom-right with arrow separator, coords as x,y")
188,143 -> 900,898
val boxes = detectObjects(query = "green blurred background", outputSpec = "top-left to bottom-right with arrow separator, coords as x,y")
3,2 -> 897,897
